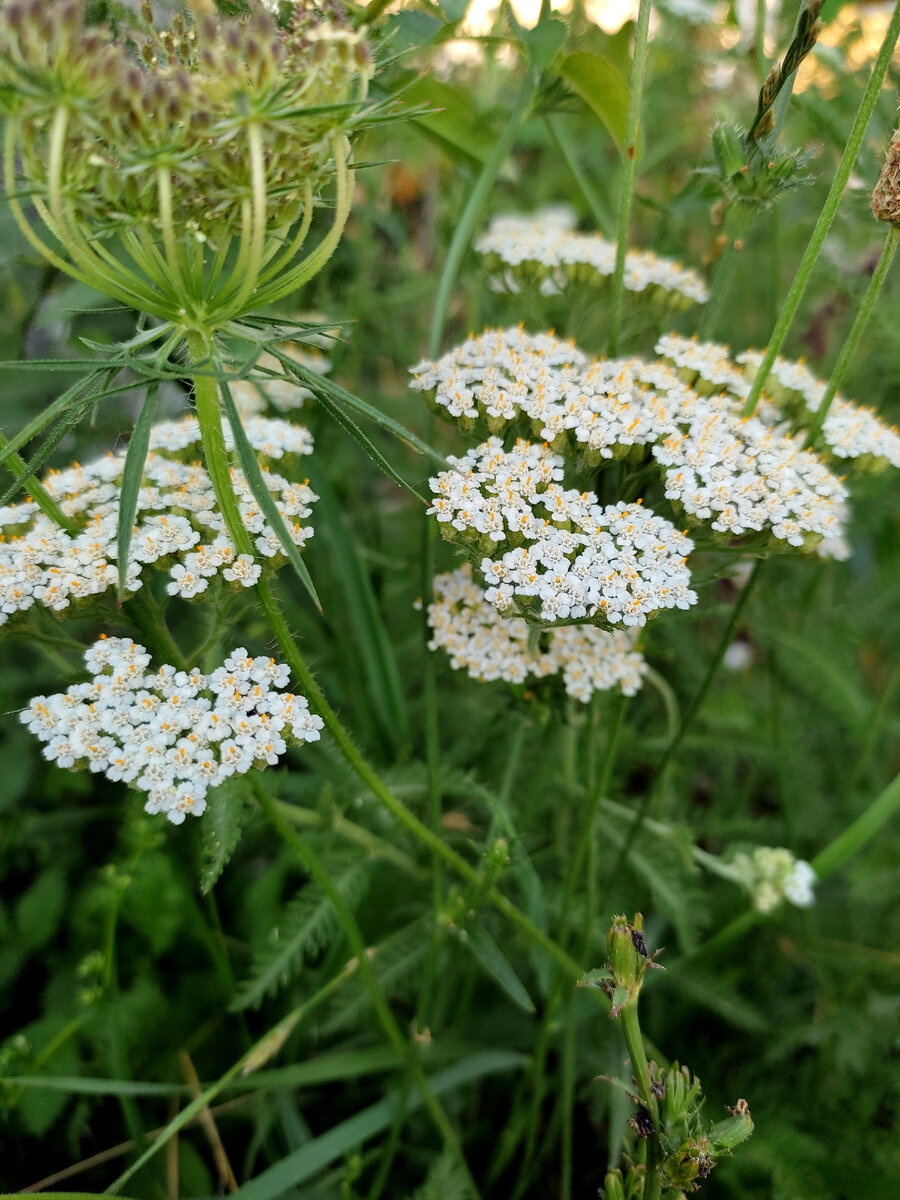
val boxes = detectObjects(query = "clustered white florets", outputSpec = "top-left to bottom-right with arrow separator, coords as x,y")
658,334 -> 900,470
413,327 -> 849,556
0,416 -> 317,625
427,437 -> 696,627
20,636 -> 324,825
428,565 -> 646,701
476,209 -> 709,308
730,846 -> 817,913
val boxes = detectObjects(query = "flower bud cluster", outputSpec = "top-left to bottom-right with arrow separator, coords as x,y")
20,636 -> 323,825
0,416 -> 317,624
427,438 -> 696,628
730,846 -> 816,913
413,327 -> 849,557
477,210 -> 709,308
659,334 -> 900,471
0,0 -> 372,241
427,564 -> 646,701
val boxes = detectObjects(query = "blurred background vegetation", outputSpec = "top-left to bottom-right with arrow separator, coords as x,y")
1,1 -> 898,1196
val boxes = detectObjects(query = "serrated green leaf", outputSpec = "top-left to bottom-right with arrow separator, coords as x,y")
558,52 -> 631,156
116,384 -> 158,598
465,919 -> 535,1013
219,378 -> 322,612
233,853 -> 370,1011
200,777 -> 249,895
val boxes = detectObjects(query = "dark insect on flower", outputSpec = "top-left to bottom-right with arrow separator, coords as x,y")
630,927 -> 649,957
628,1109 -> 655,1139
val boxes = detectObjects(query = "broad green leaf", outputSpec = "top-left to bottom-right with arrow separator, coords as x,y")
436,0 -> 469,22
400,76 -> 497,169
16,868 -> 67,952
523,17 -> 567,71
465,919 -> 536,1013
306,459 -> 410,754
228,1051 -> 527,1200
116,383 -> 158,598
558,52 -> 631,157
219,379 -> 322,613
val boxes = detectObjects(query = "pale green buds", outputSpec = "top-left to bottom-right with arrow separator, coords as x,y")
602,912 -> 662,1017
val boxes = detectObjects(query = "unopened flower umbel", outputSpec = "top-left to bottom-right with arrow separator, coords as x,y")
730,846 -> 817,912
0,0 -> 373,326
21,637 -> 323,825
0,416 -> 317,624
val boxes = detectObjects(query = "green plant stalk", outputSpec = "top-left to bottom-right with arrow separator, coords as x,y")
609,560 -> 764,877
427,70 -> 537,358
276,799 -> 428,879
252,777 -> 482,1200
0,429 -> 76,531
607,0 -> 653,356
544,115 -> 615,237
804,223 -> 898,446
620,1002 -> 660,1200
742,1 -> 900,416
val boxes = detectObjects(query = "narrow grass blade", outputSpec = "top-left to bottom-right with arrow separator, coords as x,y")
0,368 -> 115,469
466,920 -> 536,1014
312,386 -> 426,504
115,384 -> 158,598
229,1051 -> 527,1200
0,392 -> 101,507
218,379 -> 322,613
306,459 -> 410,754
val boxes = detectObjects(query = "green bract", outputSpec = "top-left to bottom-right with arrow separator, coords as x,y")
0,0 -> 373,328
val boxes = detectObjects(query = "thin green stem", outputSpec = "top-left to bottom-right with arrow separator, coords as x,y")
609,560 -> 763,878
156,166 -> 185,301
804,223 -> 898,446
219,123 -> 268,321
619,1002 -> 660,1199
252,777 -> 482,1200
275,799 -> 427,880
427,70 -> 537,358
742,2 -> 900,416
544,115 -> 615,237
607,0 -> 653,356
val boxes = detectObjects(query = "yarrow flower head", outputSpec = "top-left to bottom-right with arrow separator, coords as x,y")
0,0 -> 374,325
476,209 -> 709,309
21,636 -> 323,824
660,334 -> 900,473
413,327 -> 850,559
0,416 -> 317,625
729,846 -> 817,913
427,438 -> 696,628
427,565 -> 646,702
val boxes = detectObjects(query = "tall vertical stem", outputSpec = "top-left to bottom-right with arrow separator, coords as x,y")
607,0 -> 653,356
742,2 -> 900,416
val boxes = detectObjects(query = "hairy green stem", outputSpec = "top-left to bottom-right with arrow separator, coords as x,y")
620,1002 -> 660,1199
607,0 -> 653,356
742,2 -> 900,416
427,70 -> 536,358
804,223 -> 898,446
0,429 -> 76,532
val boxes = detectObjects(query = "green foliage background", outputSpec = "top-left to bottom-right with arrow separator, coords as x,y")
1,2 -> 898,1197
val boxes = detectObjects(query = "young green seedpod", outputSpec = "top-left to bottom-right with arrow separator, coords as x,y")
709,1100 -> 754,1153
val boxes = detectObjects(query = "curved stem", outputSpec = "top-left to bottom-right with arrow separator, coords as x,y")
156,165 -> 186,301
253,136 -> 354,308
256,180 -> 315,286
0,429 -> 77,532
216,123 -> 268,321
804,223 -> 898,446
742,1 -> 900,416
4,120 -> 85,281
607,0 -> 653,356
427,70 -> 537,359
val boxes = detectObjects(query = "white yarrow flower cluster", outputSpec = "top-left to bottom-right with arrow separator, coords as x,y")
730,846 -> 817,913
20,636 -> 324,825
428,565 -> 646,701
413,328 -> 849,555
476,210 -> 709,308
0,417 -> 317,625
427,438 -> 696,627
658,334 -> 900,470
